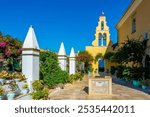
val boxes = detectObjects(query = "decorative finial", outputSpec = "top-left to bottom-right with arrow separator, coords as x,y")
102,11 -> 104,16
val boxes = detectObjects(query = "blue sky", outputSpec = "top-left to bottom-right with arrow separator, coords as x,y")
0,0 -> 132,54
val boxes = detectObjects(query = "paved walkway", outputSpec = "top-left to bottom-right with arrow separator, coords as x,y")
49,76 -> 150,100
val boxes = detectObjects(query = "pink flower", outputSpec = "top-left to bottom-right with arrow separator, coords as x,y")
17,49 -> 22,54
0,42 -> 6,48
5,51 -> 11,57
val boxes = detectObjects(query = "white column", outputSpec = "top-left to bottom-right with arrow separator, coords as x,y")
22,25 -> 40,91
69,48 -> 76,75
58,42 -> 67,71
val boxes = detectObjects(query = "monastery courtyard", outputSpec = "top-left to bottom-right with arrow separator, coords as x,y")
48,76 -> 150,100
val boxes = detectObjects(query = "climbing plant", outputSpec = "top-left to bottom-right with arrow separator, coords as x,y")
114,38 -> 148,81
104,52 -> 115,62
94,53 -> 103,63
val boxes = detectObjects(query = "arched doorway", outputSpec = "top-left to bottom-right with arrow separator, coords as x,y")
98,59 -> 105,73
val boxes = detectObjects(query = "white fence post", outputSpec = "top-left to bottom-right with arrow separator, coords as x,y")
69,47 -> 76,75
22,25 -> 40,91
58,42 -> 67,71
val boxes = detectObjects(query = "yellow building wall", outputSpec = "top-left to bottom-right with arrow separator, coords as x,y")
118,0 -> 150,55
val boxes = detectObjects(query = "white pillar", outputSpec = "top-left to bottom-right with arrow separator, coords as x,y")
22,25 -> 40,91
69,48 -> 76,75
58,42 -> 67,71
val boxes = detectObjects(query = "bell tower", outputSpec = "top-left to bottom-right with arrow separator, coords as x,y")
92,12 -> 111,47
86,12 -> 114,74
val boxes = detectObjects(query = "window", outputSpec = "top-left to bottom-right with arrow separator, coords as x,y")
98,33 -> 102,46
103,33 -> 107,46
144,32 -> 149,40
101,21 -> 104,30
132,17 -> 136,33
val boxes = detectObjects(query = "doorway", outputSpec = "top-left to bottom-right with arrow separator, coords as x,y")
98,59 -> 105,73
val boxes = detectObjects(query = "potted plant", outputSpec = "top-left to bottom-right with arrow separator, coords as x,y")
6,81 -> 17,100
0,78 -> 6,85
132,79 -> 141,87
132,68 -> 143,87
12,72 -> 20,83
141,80 -> 149,90
0,86 -> 5,100
21,84 -> 29,95
0,70 -> 8,85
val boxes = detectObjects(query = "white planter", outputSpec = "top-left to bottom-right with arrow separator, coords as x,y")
7,92 -> 16,100
0,79 -> 6,85
5,79 -> 13,84
0,95 -> 4,100
21,89 -> 29,95
15,79 -> 20,83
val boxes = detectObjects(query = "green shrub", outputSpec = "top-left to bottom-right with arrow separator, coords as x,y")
31,80 -> 49,100
75,72 -> 83,81
147,79 -> 150,87
40,51 -> 69,88
0,86 -> 4,96
68,72 -> 84,83
68,74 -> 76,83
110,66 -> 116,75
142,79 -> 149,86
32,80 -> 44,91
31,88 -> 49,100
22,84 -> 28,89
116,66 -> 124,78
122,67 -> 133,81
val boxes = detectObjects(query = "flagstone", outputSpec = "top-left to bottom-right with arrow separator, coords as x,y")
49,76 -> 150,100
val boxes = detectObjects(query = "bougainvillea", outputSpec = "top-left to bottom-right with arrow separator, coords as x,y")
76,51 -> 93,73
0,33 -> 22,71
0,34 -> 22,59
0,42 -> 6,48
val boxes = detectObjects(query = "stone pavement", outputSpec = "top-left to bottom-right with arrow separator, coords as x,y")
15,94 -> 32,100
49,76 -> 150,100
